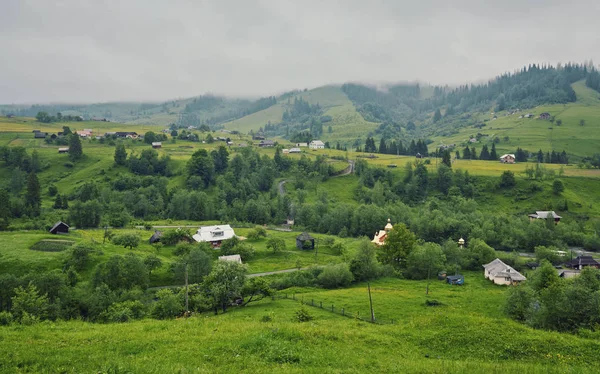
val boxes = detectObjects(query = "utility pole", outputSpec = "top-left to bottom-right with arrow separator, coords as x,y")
368,283 -> 375,323
185,262 -> 189,313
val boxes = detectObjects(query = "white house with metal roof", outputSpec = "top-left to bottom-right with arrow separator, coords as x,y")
483,258 -> 526,285
193,224 -> 236,248
309,140 -> 325,149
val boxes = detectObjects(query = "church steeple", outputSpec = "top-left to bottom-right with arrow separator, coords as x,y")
384,218 -> 393,232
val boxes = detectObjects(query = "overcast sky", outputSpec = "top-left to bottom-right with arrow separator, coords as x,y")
1,0 -> 599,103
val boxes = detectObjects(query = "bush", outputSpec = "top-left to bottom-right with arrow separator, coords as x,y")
105,300 -> 146,323
294,307 -> 314,322
499,171 -> 516,188
425,299 -> 442,307
316,263 -> 354,289
174,242 -> 194,256
64,162 -> 74,168
270,268 -> 322,290
0,311 -> 13,326
161,228 -> 192,245
247,227 -> 267,241
260,313 -> 274,322
112,234 -> 140,249
30,240 -> 74,252
47,185 -> 58,196
152,289 -> 184,319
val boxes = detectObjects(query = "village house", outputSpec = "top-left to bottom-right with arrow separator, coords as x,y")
149,231 -> 163,244
58,147 -> 69,154
528,211 -> 561,224
499,154 -> 515,164
76,130 -> 92,138
152,142 -> 162,149
539,112 -> 551,120
295,142 -> 308,147
192,225 -> 236,248
34,131 -> 48,139
372,218 -> 394,246
49,221 -> 70,235
258,140 -> 274,147
296,232 -> 315,249
309,140 -> 325,149
564,256 -> 600,270
218,254 -> 243,264
289,147 -> 301,153
282,149 -> 290,154
483,258 -> 526,285
253,135 -> 265,140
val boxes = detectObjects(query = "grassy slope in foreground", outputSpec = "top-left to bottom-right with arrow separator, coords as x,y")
430,81 -> 600,159
2,276 -> 599,373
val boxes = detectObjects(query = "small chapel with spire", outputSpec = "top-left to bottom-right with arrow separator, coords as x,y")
372,218 -> 393,246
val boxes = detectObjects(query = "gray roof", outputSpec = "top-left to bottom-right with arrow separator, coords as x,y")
296,232 -> 314,241
49,221 -> 69,233
483,258 -> 526,281
529,211 -> 561,219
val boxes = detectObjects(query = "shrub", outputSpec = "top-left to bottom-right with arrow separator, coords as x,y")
161,228 -> 192,245
316,263 -> 354,289
174,242 -> 194,256
294,307 -> 313,322
499,171 -> 516,188
260,313 -> 274,322
30,240 -> 74,252
112,234 -> 140,249
247,227 -> 267,241
0,311 -> 13,326
425,299 -> 442,307
47,185 -> 58,196
64,162 -> 74,168
152,289 -> 184,319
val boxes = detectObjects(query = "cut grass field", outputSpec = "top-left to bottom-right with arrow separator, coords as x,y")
2,275 -> 600,372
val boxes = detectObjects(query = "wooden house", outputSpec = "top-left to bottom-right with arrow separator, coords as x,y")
564,256 -> 600,270
152,142 -> 162,149
500,154 -> 515,163
218,254 -> 243,264
192,225 -> 236,248
528,211 -> 561,224
49,221 -> 70,235
296,232 -> 315,250
149,231 -> 162,244
58,147 -> 69,153
539,112 -> 551,120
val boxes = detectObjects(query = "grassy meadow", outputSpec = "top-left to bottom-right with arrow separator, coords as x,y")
2,275 -> 600,373
430,81 -> 600,159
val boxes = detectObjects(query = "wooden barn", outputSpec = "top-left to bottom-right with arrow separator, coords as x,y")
296,232 -> 315,250
49,221 -> 70,235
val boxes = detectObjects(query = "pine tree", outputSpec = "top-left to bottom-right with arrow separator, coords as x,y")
537,149 -> 544,163
480,145 -> 490,160
462,147 -> 471,160
0,189 -> 10,230
53,194 -> 62,209
114,144 -> 127,166
378,138 -> 387,154
433,109 -> 442,122
25,172 -> 41,216
471,147 -> 478,160
409,140 -> 417,155
490,143 -> 498,160
69,134 -> 83,161
442,150 -> 452,167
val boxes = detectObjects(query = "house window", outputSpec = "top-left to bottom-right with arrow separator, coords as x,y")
212,231 -> 224,237
505,277 -> 511,281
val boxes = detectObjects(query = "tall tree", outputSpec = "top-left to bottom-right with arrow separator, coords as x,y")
25,172 -> 41,216
378,138 -> 387,154
202,260 -> 247,313
377,223 -> 417,270
490,143 -> 498,160
0,189 -> 10,230
433,109 -> 442,122
462,146 -> 471,160
480,144 -> 490,160
68,134 -> 83,161
441,150 -> 452,167
114,144 -> 127,166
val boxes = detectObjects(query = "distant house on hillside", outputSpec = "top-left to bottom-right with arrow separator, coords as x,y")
564,256 -> 600,270
499,154 -> 515,164
539,112 -> 551,120
49,221 -> 70,235
152,142 -> 162,149
218,254 -> 243,264
282,149 -> 289,154
58,147 -> 69,153
91,117 -> 108,122
309,140 -> 325,149
108,131 -> 138,139
149,231 -> 163,244
258,140 -> 274,147
295,142 -> 308,147
76,130 -> 92,138
289,148 -> 301,153
528,211 -> 561,224
192,225 -> 236,248
483,258 -> 526,285
34,132 -> 48,139
296,232 -> 315,250
253,135 -> 265,140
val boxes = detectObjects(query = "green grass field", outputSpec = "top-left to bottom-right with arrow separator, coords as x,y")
2,274 -> 600,373
431,81 -> 600,159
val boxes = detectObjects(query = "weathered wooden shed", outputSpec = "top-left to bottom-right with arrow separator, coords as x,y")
49,221 -> 70,235
296,232 -> 315,250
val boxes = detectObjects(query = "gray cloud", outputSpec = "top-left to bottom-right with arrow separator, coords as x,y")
0,0 -> 598,103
